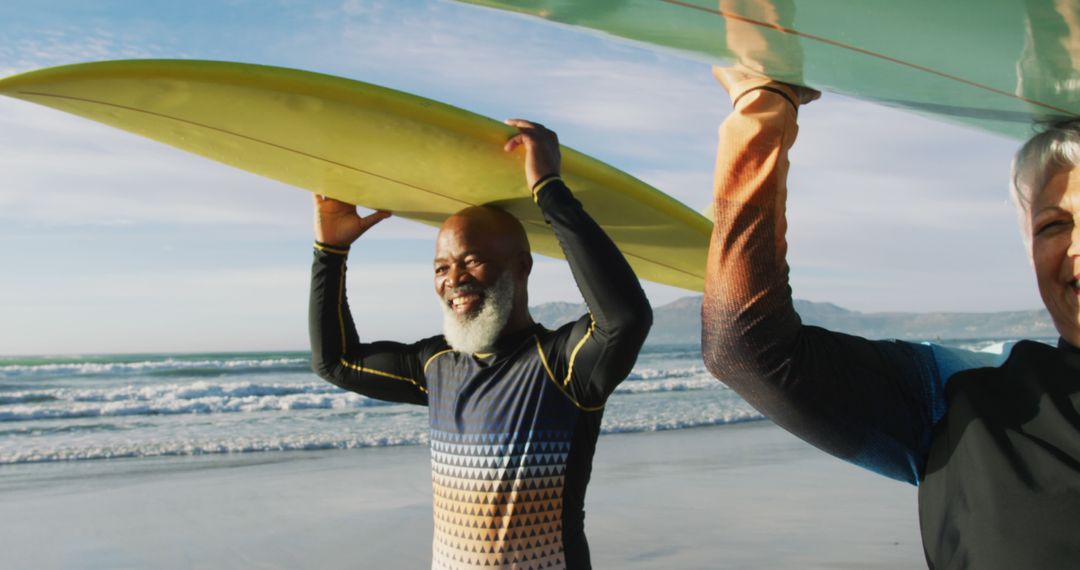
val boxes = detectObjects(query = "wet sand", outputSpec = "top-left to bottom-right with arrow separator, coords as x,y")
1,421 -> 923,569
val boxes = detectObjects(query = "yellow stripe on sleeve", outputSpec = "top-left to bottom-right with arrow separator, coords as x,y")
534,336 -> 603,412
423,349 -> 454,374
531,176 -> 563,203
314,242 -> 350,255
340,357 -> 428,394
563,318 -> 595,387
333,253 -> 427,394
336,268 -> 348,355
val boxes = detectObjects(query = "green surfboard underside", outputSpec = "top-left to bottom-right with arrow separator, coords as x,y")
457,0 -> 1080,140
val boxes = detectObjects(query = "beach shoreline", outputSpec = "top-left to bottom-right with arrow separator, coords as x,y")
2,420 -> 923,569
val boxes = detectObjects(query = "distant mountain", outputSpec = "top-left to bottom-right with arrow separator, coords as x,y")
529,302 -> 586,329
530,296 -> 1056,344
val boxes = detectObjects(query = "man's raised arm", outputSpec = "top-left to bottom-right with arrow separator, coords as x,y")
504,119 -> 653,409
308,196 -> 432,406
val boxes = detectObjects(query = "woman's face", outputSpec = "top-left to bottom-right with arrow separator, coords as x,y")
1031,167 -> 1080,346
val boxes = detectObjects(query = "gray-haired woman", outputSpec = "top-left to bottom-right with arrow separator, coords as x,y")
702,66 -> 1079,569
1013,122 -> 1080,344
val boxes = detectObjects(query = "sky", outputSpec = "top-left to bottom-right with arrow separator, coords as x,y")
0,0 -> 1040,355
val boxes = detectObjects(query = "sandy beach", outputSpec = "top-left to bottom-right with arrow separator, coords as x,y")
2,421 -> 923,569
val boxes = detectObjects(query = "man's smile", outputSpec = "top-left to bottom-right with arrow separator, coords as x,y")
446,288 -> 485,316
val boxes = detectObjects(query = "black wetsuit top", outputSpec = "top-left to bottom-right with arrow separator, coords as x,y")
919,339 -> 1080,569
702,84 -> 1080,568
309,178 -> 652,570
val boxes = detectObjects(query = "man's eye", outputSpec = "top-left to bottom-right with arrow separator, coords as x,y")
434,266 -> 448,275
466,258 -> 482,266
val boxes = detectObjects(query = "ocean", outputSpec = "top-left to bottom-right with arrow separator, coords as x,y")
0,340 -> 1024,465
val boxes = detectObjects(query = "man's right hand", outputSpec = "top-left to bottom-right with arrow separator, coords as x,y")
503,118 -> 561,190
313,194 -> 391,248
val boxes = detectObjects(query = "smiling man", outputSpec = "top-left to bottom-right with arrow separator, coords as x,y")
308,119 -> 652,570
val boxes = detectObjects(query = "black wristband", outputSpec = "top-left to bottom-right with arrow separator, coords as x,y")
733,85 -> 798,111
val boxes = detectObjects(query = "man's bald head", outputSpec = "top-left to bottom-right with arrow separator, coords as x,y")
438,206 -> 530,258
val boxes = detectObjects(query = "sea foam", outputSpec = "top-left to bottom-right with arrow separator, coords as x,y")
0,346 -> 782,465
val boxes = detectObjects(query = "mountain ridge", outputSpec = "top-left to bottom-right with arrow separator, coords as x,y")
531,296 -> 1055,344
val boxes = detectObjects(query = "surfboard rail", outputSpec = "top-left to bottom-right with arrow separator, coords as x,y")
0,59 -> 713,291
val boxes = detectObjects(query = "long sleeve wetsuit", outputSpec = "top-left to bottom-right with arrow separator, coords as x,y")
309,178 -> 651,570
701,80 -> 1080,569
700,81 -> 1001,484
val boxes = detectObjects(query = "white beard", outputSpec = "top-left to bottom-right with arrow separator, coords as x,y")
440,270 -> 515,354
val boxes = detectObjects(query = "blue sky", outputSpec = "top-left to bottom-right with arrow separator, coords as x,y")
0,0 -> 1037,355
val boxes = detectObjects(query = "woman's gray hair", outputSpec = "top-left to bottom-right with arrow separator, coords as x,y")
1011,118 -> 1080,244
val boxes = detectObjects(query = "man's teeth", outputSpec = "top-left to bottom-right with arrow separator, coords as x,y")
451,295 -> 479,307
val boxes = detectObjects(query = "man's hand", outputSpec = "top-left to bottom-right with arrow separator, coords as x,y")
503,118 -> 561,190
313,194 -> 391,248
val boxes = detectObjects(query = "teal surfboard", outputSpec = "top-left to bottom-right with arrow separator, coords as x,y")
456,0 -> 1080,139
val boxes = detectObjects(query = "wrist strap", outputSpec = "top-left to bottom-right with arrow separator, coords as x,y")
733,85 -> 798,111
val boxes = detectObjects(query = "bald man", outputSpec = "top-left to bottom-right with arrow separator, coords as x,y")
308,119 -> 652,570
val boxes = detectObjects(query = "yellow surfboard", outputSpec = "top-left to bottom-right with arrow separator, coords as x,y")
0,59 -> 711,291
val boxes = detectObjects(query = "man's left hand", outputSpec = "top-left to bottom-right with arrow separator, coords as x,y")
503,118 -> 561,190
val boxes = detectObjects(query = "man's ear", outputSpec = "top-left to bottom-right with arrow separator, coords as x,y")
517,252 -> 533,278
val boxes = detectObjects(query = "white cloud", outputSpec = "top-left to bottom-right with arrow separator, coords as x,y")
0,25 -> 173,77
0,101 -> 300,226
